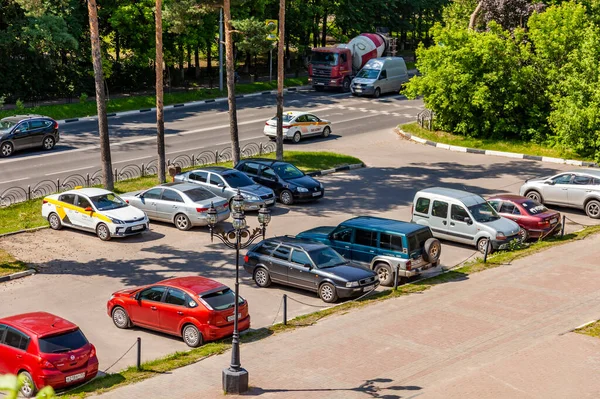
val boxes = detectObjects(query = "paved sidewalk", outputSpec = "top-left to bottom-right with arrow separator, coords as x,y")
95,233 -> 600,399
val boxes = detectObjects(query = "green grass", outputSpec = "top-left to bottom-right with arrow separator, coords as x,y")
0,151 -> 362,235
0,248 -> 30,277
400,122 -> 592,162
0,78 -> 309,121
575,320 -> 600,339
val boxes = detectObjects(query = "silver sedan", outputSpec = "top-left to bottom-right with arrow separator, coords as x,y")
120,182 -> 230,230
519,168 -> 600,219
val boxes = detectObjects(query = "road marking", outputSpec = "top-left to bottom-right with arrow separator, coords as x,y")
45,166 -> 93,176
0,177 -> 30,184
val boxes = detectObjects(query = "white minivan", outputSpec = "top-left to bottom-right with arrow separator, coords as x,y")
411,187 -> 521,253
350,57 -> 409,98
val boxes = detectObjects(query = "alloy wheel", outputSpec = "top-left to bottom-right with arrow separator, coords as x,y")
280,190 -> 293,205
43,137 -> 55,150
255,269 -> 268,286
1,143 -> 13,157
183,325 -> 200,346
586,201 -> 600,218
292,132 -> 301,143
97,224 -> 110,240
49,213 -> 61,229
320,284 -> 334,301
175,214 -> 190,230
377,266 -> 389,282
478,238 -> 489,254
113,308 -> 128,328
526,191 -> 541,203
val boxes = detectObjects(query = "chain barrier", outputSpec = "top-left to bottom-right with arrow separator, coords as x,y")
563,215 -> 597,228
270,295 -> 284,326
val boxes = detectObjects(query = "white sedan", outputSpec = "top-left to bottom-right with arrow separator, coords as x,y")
263,111 -> 332,143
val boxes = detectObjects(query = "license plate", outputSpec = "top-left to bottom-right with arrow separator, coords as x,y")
265,199 -> 274,204
315,83 -> 325,86
66,372 -> 85,383
363,284 -> 375,292
355,88 -> 362,92
312,191 -> 321,197
550,218 -> 558,224
227,313 -> 242,322
131,224 -> 144,231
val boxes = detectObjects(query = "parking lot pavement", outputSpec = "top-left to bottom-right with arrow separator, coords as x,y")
1,127 -> 598,373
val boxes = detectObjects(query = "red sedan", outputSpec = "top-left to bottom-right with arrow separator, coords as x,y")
488,194 -> 561,240
0,312 -> 98,398
107,276 -> 250,347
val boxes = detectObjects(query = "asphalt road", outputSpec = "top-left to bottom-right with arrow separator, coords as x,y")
0,90 -> 425,197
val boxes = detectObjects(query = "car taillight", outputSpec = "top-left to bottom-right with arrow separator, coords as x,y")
406,261 -> 412,271
39,358 -> 56,369
42,199 -> 48,204
244,255 -> 249,263
196,207 -> 208,212
125,199 -> 129,204
282,124 -> 291,129
538,220 -> 550,226
53,121 -> 59,130
89,345 -> 96,358
223,202 -> 229,207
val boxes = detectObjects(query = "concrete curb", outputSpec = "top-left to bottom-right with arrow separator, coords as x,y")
0,269 -> 36,283
396,127 -> 599,168
57,86 -> 313,126
0,226 -> 49,238
306,163 -> 366,177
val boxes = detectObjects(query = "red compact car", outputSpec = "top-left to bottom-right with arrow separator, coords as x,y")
107,276 -> 250,347
0,312 -> 98,398
488,194 -> 561,240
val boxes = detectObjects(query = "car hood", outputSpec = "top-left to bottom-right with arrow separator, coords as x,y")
102,205 -> 146,220
525,176 -> 551,184
485,217 -> 520,236
296,226 -> 335,241
239,184 -> 274,196
120,190 -> 145,199
319,264 -> 376,282
112,287 -> 140,297
285,175 -> 320,189
352,78 -> 376,85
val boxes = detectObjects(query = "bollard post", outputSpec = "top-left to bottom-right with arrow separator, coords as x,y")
283,294 -> 287,325
393,264 -> 399,290
136,337 -> 141,371
483,239 -> 490,263
561,215 -> 566,238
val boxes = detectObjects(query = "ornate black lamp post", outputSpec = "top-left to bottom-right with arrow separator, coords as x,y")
207,189 -> 271,394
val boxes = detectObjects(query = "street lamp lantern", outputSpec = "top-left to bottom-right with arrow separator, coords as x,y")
207,198 -> 272,394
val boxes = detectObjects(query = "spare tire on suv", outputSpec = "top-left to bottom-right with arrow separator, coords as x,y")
422,238 -> 442,264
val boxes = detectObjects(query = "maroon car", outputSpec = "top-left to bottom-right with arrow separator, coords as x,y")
488,194 -> 561,240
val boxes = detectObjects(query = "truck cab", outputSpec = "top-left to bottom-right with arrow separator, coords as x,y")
308,48 -> 353,91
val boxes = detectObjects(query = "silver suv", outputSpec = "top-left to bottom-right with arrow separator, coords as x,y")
519,169 -> 600,219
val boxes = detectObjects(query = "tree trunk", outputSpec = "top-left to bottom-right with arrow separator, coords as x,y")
87,0 -> 113,190
179,42 -> 184,82
321,10 -> 327,47
469,2 -> 483,31
207,39 -> 212,77
195,46 -> 200,79
156,0 -> 166,184
276,0 -> 285,161
187,44 -> 192,75
224,1 -> 240,165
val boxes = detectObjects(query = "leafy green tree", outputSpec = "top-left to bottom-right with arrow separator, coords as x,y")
0,374 -> 56,398
232,17 -> 272,74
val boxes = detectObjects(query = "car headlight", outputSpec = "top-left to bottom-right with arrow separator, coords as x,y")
296,187 -> 309,193
496,232 -> 506,240
319,182 -> 324,189
245,195 -> 260,201
109,217 -> 125,224
345,281 -> 360,288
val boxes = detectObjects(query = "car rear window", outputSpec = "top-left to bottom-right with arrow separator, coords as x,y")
200,289 -> 243,311
407,229 -> 433,252
38,329 -> 89,354
271,115 -> 293,123
183,187 -> 214,202
520,199 -> 548,215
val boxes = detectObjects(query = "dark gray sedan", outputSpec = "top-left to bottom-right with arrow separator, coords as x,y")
120,182 -> 230,230
174,167 -> 276,211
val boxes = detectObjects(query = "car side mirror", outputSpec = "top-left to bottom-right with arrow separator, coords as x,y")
134,292 -> 141,301
544,180 -> 555,185
304,263 -> 312,269
14,129 -> 22,134
84,207 -> 93,213
464,217 -> 473,225
218,183 -> 224,188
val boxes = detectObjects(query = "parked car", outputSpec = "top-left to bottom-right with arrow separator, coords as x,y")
0,115 -> 59,157
519,169 -> 600,219
42,187 -> 149,241
488,194 -> 561,241
107,276 -> 249,347
296,216 -> 441,286
235,158 -> 324,205
244,236 -> 378,303
0,312 -> 98,398
263,111 -> 332,143
350,57 -> 409,97
411,187 -> 521,253
120,182 -> 229,231
174,167 -> 276,211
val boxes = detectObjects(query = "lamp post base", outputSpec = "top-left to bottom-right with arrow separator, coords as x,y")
222,367 -> 249,394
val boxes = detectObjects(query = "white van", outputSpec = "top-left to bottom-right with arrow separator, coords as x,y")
350,57 -> 409,98
411,187 -> 522,253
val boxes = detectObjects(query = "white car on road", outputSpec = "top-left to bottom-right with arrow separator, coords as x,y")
264,111 -> 332,143
42,187 -> 149,241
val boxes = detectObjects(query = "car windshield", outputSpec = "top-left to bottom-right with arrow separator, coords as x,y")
271,115 -> 294,123
0,120 -> 17,130
273,163 -> 304,179
468,202 -> 501,223
311,51 -> 338,66
520,199 -> 548,215
356,69 -> 379,79
89,193 -> 128,211
182,187 -> 214,202
222,171 -> 255,188
309,247 -> 347,268
38,329 -> 89,354
200,288 -> 244,311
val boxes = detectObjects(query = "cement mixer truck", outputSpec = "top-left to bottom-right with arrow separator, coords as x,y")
308,33 -> 389,92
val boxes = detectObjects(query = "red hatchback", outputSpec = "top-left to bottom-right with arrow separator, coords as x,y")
107,276 -> 250,347
488,194 -> 561,240
0,312 -> 98,398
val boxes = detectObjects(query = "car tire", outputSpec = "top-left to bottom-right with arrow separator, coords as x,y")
0,141 -> 14,157
182,324 -> 203,347
174,213 -> 192,231
42,136 -> 55,151
48,212 -> 62,230
526,190 -> 543,203
477,237 -> 493,254
585,200 -> 600,219
318,282 -> 338,303
96,223 -> 111,241
518,227 -> 529,242
373,88 -> 381,98
18,371 -> 37,398
112,306 -> 132,329
422,238 -> 442,263
292,131 -> 301,143
254,267 -> 271,287
374,263 -> 394,287
342,78 -> 351,92
322,126 -> 331,138
279,189 -> 294,205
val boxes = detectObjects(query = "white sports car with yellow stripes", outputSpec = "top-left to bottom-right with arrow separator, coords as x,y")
42,188 -> 149,241
264,111 -> 332,143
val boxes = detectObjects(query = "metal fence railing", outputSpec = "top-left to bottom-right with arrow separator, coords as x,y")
417,109 -> 434,130
0,140 -> 276,208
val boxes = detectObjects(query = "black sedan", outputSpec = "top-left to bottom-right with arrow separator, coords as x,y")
235,158 -> 324,205
243,236 -> 378,303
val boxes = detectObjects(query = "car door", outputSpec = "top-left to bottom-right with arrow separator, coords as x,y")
27,120 -> 47,148
568,174 -> 594,207
155,188 -> 184,222
208,173 -> 228,198
159,288 -> 190,334
429,200 -> 450,239
129,286 -> 166,329
543,173 -> 573,205
305,114 -> 323,136
71,195 -> 96,231
57,193 -> 78,226
378,69 -> 389,93
256,166 -> 280,192
352,228 -> 378,265
269,244 -> 293,283
0,324 -> 10,373
328,225 -> 354,259
0,326 -> 30,375
287,249 -> 319,290
255,241 -> 286,282
238,162 -> 261,183
137,188 -> 162,218
11,121 -> 33,149
186,171 -> 210,189
449,203 -> 478,244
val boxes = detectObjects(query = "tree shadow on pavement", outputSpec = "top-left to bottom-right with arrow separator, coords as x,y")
246,378 -> 422,398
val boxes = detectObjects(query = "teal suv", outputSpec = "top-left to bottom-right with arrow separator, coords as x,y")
296,216 -> 442,286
